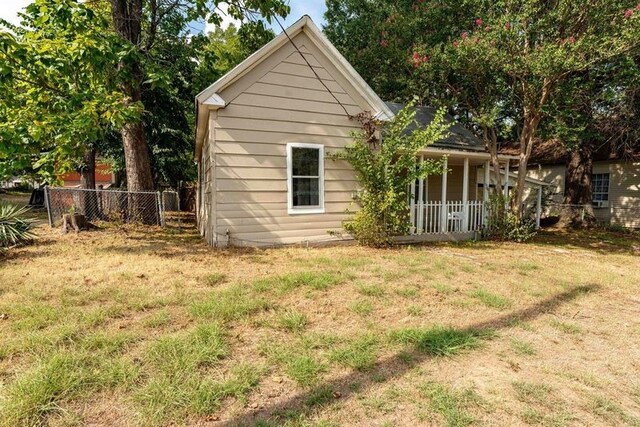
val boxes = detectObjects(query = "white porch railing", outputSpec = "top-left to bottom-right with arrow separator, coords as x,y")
411,200 -> 485,235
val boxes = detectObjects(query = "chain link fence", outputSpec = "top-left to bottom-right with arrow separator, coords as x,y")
44,187 -> 164,227
161,190 -> 180,212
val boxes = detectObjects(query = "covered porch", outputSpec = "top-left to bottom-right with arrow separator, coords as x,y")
407,148 -> 545,239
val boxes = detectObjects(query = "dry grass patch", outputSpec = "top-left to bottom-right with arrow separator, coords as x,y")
418,382 -> 484,426
1,210 -> 640,426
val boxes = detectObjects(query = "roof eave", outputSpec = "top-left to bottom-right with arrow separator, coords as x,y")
421,146 -> 519,160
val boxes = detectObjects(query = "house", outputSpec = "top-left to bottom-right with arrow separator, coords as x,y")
194,16 -> 544,247
520,140 -> 640,228
58,162 -> 115,188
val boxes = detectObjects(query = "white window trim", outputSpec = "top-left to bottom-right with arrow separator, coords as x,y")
592,172 -> 610,207
287,142 -> 325,215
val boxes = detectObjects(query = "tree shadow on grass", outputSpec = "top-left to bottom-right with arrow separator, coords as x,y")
96,232 -> 266,259
218,284 -> 599,427
0,237 -> 57,264
532,229 -> 640,256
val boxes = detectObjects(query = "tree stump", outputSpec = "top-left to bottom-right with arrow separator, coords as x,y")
62,213 -> 89,233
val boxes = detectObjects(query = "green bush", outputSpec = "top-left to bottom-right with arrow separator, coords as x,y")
0,204 -> 35,248
330,100 -> 450,247
484,193 -> 536,242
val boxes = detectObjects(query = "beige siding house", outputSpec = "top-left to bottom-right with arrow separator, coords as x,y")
195,16 -> 534,247
527,161 -> 640,228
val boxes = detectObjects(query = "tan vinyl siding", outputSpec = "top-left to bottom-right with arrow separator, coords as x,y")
198,130 -> 215,244
526,165 -> 565,204
425,166 -> 479,202
209,33 -> 365,246
596,162 -> 640,228
527,161 -> 640,228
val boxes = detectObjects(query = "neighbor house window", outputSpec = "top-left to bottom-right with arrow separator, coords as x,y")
592,173 -> 610,204
287,143 -> 324,214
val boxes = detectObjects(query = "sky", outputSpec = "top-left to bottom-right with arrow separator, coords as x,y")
0,1 -> 31,26
0,1 -> 328,32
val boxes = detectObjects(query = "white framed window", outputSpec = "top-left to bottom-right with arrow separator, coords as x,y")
287,142 -> 325,215
592,173 -> 610,206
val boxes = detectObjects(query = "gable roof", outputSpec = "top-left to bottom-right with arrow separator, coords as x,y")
385,102 -> 486,152
195,15 -> 394,160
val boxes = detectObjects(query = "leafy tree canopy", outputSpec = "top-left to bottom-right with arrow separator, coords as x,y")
326,0 -> 640,214
0,0 -> 140,183
0,0 -> 280,188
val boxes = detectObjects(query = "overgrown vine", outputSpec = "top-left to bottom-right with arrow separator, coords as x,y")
330,100 -> 450,246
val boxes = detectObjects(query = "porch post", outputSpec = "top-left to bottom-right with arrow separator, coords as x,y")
462,157 -> 469,232
483,160 -> 490,203
503,161 -> 510,198
440,157 -> 448,233
417,155 -> 424,234
424,175 -> 429,203
483,160 -> 490,226
536,186 -> 542,229
409,170 -> 416,234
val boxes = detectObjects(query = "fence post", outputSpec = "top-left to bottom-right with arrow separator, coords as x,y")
156,191 -> 164,226
44,186 -> 53,227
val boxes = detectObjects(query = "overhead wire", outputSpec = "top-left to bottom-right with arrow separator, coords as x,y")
270,14 -> 353,118
237,1 -> 353,119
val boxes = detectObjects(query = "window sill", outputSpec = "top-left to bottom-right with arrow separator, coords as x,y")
288,207 -> 325,215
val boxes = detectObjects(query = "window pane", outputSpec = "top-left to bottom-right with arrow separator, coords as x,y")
292,177 -> 319,207
591,173 -> 610,203
292,147 -> 319,176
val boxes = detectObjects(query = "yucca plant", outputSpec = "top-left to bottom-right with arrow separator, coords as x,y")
0,204 -> 36,248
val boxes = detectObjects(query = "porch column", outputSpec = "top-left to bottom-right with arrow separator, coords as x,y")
504,161 -> 510,198
409,169 -> 416,234
440,157 -> 448,233
483,160 -> 490,226
483,160 -> 490,203
462,157 -> 469,232
417,155 -> 424,234
536,186 -> 542,229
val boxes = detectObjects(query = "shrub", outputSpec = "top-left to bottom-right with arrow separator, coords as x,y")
0,204 -> 35,248
484,193 -> 536,242
330,100 -> 450,246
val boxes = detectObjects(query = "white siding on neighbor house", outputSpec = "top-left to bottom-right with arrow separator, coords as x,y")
526,161 -> 640,228
208,32 -> 367,245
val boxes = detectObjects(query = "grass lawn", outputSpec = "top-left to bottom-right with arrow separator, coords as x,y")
1,204 -> 640,426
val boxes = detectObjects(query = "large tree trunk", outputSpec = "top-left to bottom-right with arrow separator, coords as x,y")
79,146 -> 100,220
109,0 -> 154,193
561,143 -> 596,227
515,111 -> 543,217
482,125 -> 503,195
515,81 -> 552,218
80,146 -> 96,190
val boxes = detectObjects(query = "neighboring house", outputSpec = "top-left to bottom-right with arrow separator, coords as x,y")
58,162 -> 115,188
0,177 -> 38,189
194,16 -> 544,247
520,140 -> 640,228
